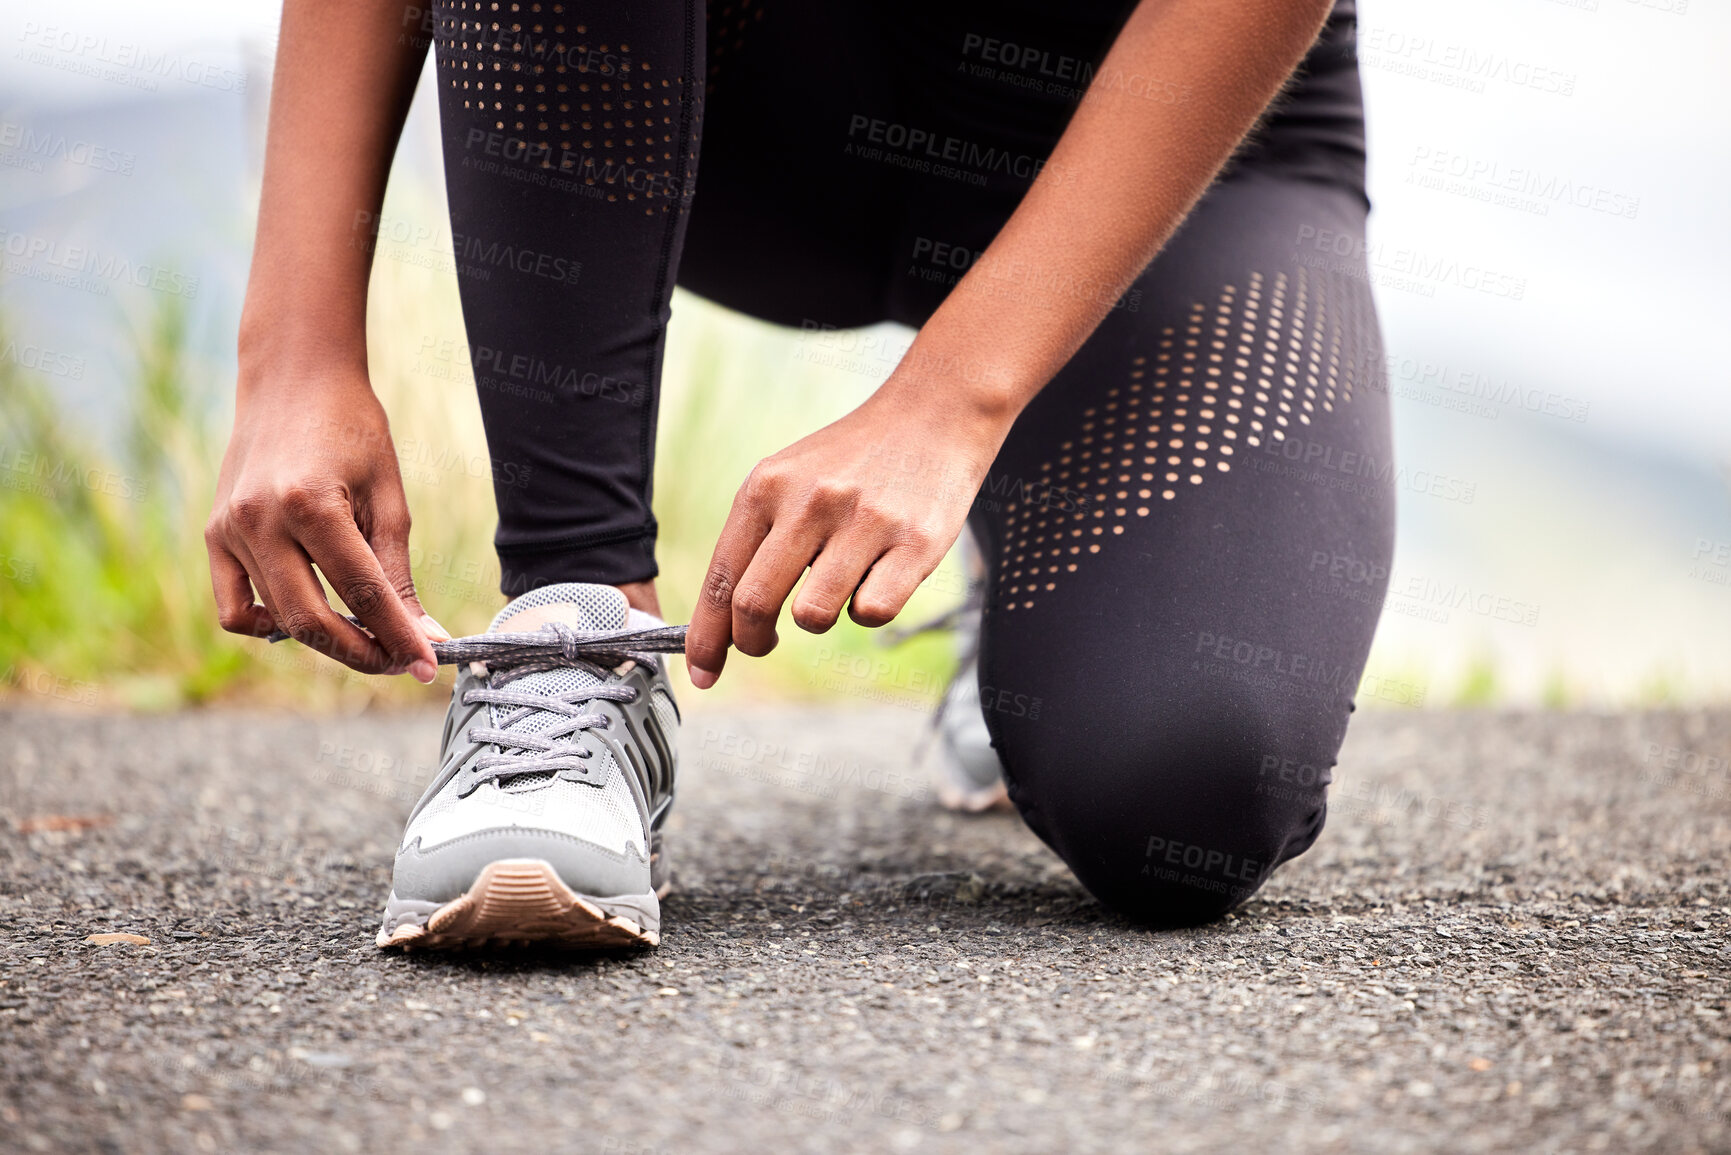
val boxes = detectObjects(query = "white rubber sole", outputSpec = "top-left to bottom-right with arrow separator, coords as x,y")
377,859 -> 663,951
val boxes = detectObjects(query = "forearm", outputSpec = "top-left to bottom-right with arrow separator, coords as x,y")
880,0 -> 1335,428
237,0 -> 430,391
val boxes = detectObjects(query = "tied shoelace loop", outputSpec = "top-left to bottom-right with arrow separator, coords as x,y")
268,616 -> 687,787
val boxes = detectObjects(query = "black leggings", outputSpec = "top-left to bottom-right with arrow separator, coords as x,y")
429,0 -> 1394,924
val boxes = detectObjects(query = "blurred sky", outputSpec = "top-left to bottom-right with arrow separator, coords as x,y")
2,0 -> 1729,702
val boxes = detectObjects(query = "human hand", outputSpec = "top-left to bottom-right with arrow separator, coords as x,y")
684,390 -> 1009,688
204,371 -> 444,680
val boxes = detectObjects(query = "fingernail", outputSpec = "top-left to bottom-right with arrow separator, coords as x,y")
411,659 -> 438,685
687,664 -> 717,690
419,613 -> 451,642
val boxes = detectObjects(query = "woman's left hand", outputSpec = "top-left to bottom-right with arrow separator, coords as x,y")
684,388 -> 1010,688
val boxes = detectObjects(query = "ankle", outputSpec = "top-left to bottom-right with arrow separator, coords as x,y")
617,579 -> 662,619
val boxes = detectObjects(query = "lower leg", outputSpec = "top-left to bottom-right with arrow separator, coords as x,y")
617,580 -> 662,619
430,0 -> 704,602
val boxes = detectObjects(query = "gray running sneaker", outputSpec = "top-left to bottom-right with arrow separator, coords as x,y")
933,606 -> 1013,814
377,582 -> 681,950
891,530 -> 1012,813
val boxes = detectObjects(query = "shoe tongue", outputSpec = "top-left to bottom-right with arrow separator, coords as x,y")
489,581 -> 629,634
484,583 -> 629,776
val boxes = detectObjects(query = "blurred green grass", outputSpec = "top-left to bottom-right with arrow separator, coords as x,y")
0,224 -> 963,712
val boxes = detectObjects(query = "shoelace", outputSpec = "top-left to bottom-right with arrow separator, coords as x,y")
452,623 -> 685,785
269,617 -> 686,784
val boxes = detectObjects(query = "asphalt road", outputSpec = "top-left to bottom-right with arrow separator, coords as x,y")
2,703 -> 1729,1154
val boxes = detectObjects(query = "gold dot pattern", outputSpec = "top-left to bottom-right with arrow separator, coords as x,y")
706,0 -> 766,94
436,1 -> 689,215
996,267 -> 1375,614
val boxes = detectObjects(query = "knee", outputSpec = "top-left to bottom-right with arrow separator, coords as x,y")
1006,704 -> 1333,928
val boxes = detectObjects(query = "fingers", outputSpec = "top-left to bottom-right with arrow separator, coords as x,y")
246,530 -> 400,674
225,531 -> 289,640
298,509 -> 438,684
214,480 -> 438,679
685,477 -> 774,688
204,533 -> 276,640
850,539 -> 945,628
688,435 -> 975,687
730,524 -> 822,658
790,531 -> 880,635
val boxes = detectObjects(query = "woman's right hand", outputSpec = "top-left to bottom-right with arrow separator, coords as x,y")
204,370 -> 442,682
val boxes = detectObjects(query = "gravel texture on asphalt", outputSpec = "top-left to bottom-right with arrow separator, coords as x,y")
2,704 -> 1729,1154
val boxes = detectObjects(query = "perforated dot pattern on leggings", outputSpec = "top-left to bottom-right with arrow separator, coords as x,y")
706,0 -> 766,93
436,2 -> 691,214
995,267 -> 1379,613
